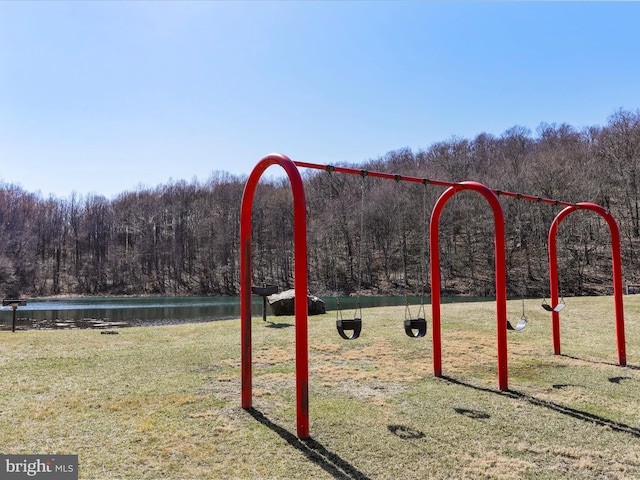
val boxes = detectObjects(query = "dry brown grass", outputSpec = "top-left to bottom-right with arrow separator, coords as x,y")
2,295 -> 640,479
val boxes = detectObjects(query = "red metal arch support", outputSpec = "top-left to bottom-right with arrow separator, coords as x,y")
430,182 -> 509,391
548,203 -> 626,366
240,153 -> 310,439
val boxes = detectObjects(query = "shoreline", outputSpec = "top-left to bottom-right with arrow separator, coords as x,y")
1,315 -> 240,331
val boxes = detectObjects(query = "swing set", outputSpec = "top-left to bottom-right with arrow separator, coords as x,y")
240,153 -> 626,439
332,171 -> 428,339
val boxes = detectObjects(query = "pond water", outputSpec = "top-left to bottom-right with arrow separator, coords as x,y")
0,295 -> 489,330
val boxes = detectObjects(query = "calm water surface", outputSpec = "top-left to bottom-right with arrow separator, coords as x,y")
0,295 -> 489,330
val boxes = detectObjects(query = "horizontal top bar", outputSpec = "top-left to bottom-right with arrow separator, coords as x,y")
294,160 -> 577,208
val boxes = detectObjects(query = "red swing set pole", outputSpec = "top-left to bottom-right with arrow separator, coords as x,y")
430,182 -> 509,391
240,153 -> 310,439
548,203 -> 626,366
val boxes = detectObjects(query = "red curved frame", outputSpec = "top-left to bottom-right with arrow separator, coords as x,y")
430,182 -> 509,391
548,202 -> 626,366
240,153 -> 310,439
239,157 -> 628,439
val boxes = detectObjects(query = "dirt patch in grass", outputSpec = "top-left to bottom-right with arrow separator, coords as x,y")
314,339 -> 425,383
254,345 -> 295,365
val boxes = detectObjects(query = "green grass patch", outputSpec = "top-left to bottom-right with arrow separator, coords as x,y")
2,296 -> 640,479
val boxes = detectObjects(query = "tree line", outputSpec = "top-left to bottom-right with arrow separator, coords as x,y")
1,109 -> 639,299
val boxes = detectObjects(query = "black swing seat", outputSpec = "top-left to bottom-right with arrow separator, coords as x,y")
337,318 -> 362,340
404,317 -> 427,338
507,316 -> 528,331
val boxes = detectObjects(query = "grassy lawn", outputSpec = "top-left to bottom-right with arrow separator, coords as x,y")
2,295 -> 640,479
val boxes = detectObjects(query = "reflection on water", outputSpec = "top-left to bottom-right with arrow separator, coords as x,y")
0,296 -> 252,330
0,295 -> 491,330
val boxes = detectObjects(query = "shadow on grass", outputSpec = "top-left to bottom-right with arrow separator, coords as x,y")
264,321 -> 294,329
441,376 -> 640,439
246,408 -> 371,480
552,383 -> 581,389
454,408 -> 490,419
609,376 -> 633,384
387,425 -> 425,439
560,353 -> 640,371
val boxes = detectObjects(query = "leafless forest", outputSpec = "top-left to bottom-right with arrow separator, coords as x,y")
2,109 -> 640,299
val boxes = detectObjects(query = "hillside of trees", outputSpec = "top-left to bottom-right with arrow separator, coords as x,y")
1,109 -> 639,299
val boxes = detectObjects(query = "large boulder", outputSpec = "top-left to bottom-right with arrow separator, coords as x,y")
267,289 -> 326,316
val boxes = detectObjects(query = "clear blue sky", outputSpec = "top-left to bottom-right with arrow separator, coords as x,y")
1,1 -> 638,199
